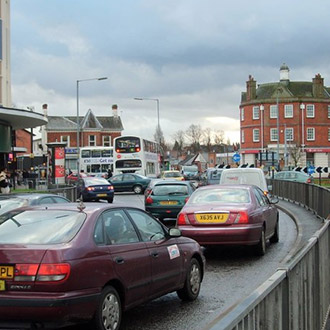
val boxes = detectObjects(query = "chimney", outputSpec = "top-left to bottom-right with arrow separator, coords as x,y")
246,75 -> 256,101
112,104 -> 118,117
312,74 -> 324,98
42,104 -> 48,117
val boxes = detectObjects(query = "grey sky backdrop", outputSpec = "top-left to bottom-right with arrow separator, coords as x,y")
10,0 -> 330,144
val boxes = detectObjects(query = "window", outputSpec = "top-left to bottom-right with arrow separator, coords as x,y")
61,135 -> 70,147
285,128 -> 294,141
270,105 -> 278,119
241,108 -> 244,121
306,104 -> 315,118
328,105 -> 330,118
103,136 -> 111,147
253,129 -> 260,142
89,135 -> 96,146
306,128 -> 315,141
328,129 -> 330,141
284,104 -> 293,118
270,128 -> 278,141
253,106 -> 260,120
241,130 -> 245,143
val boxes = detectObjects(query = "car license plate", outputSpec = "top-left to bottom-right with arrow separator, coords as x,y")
0,265 -> 14,279
160,201 -> 178,205
97,194 -> 107,197
195,213 -> 228,223
0,280 -> 5,291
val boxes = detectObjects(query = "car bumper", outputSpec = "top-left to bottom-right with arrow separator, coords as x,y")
83,192 -> 114,201
0,289 -> 100,326
146,206 -> 182,219
178,224 -> 263,245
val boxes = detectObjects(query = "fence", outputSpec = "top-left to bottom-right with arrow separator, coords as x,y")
44,184 -> 77,202
206,181 -> 330,330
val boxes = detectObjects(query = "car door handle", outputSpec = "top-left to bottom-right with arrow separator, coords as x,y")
114,257 -> 125,264
151,251 -> 159,258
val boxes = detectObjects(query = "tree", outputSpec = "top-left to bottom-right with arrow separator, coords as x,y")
288,144 -> 302,167
185,124 -> 202,153
202,128 -> 212,152
172,130 -> 185,156
214,130 -> 225,145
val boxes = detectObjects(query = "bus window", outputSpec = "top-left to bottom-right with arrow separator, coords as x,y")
92,150 -> 102,158
81,150 -> 90,158
115,137 -> 141,153
102,149 -> 113,157
115,160 -> 142,168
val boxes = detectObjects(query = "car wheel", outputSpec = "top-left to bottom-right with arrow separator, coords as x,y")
254,226 -> 266,256
177,258 -> 202,301
270,219 -> 279,244
133,185 -> 142,194
93,285 -> 121,330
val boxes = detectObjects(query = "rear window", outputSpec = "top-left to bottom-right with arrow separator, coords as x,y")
0,210 -> 86,244
153,184 -> 188,196
189,188 -> 250,204
85,178 -> 109,185
164,172 -> 181,178
0,198 -> 27,216
222,172 -> 264,187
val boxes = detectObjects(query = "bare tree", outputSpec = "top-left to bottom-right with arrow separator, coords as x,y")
172,130 -> 185,156
288,144 -> 302,167
185,124 -> 202,153
202,127 -> 212,152
214,129 -> 225,145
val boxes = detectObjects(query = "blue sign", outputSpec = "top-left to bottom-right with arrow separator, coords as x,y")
307,166 -> 315,175
232,153 -> 241,162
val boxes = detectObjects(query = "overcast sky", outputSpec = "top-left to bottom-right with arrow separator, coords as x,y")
10,0 -> 330,144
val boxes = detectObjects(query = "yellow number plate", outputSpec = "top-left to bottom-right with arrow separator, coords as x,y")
160,201 -> 178,205
97,193 -> 107,197
0,280 -> 5,291
0,266 -> 14,279
195,213 -> 229,223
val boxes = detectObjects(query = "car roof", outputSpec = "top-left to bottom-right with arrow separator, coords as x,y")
154,180 -> 191,186
197,183 -> 255,191
0,193 -> 69,201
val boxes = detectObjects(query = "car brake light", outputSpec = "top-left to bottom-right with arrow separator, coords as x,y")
234,211 -> 249,224
37,264 -> 71,282
14,263 -> 70,282
177,213 -> 189,225
146,196 -> 153,204
87,187 -> 95,191
108,185 -> 114,190
307,178 -> 311,183
184,197 -> 189,203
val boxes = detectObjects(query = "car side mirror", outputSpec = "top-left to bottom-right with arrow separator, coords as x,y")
169,228 -> 181,237
269,196 -> 279,204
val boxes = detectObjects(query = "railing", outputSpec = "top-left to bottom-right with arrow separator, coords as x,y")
44,184 -> 77,202
205,181 -> 330,330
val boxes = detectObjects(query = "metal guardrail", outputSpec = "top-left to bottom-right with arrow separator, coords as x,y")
44,184 -> 77,202
206,181 -> 330,330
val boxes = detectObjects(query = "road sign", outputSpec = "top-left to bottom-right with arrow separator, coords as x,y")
232,153 -> 240,162
307,166 -> 315,175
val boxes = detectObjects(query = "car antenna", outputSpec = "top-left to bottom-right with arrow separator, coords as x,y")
77,199 -> 86,211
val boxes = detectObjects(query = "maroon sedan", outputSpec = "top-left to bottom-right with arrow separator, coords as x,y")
0,203 -> 205,329
177,184 -> 279,256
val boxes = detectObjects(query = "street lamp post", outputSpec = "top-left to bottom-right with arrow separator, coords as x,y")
276,88 -> 283,171
76,77 -> 107,175
260,104 -> 264,153
133,97 -> 161,142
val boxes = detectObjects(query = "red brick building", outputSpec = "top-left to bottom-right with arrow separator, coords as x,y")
240,64 -> 330,171
44,104 -> 123,170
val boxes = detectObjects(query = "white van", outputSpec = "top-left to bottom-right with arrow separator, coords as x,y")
219,168 -> 270,194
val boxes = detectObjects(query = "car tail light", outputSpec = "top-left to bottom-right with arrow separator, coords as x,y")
234,211 -> 249,224
184,197 -> 189,203
14,263 -> 70,282
146,196 -> 153,204
181,178 -> 185,181
87,187 -> 95,191
108,185 -> 114,190
307,178 -> 312,183
177,212 -> 189,225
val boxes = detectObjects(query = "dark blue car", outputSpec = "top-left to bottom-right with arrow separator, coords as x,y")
77,177 -> 114,203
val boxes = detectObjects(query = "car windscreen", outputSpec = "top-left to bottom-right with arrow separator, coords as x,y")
189,188 -> 251,204
153,184 -> 188,196
0,198 -> 28,215
85,178 -> 110,186
0,210 -> 86,244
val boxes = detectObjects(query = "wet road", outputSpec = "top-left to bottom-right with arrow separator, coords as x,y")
65,193 -> 297,330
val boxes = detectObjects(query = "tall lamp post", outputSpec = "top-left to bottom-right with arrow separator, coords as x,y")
76,77 -> 107,174
276,88 -> 282,171
133,97 -> 160,140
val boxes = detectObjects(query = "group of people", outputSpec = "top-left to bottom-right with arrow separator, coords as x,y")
0,168 -> 11,193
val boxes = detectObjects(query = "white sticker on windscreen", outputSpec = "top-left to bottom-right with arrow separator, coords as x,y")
167,244 -> 180,259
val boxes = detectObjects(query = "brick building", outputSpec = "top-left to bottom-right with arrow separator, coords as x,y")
240,64 -> 330,170
44,104 -> 123,170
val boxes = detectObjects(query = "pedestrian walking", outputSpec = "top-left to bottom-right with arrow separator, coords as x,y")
0,168 -> 10,194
